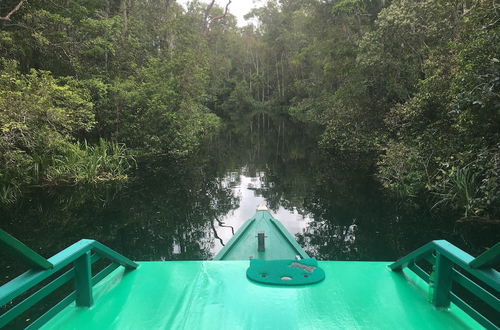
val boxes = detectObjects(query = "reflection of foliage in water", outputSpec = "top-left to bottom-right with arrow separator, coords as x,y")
0,155 -> 239,283
209,115 -> 500,261
2,114 -> 498,279
298,221 -> 358,261
211,117 -> 391,260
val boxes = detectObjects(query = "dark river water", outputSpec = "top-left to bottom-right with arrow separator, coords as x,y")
1,117 -> 498,282
1,116 -> 499,328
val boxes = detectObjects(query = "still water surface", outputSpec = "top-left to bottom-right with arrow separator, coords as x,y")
1,118 -> 497,281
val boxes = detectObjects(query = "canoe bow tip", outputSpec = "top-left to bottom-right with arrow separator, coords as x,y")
257,203 -> 268,211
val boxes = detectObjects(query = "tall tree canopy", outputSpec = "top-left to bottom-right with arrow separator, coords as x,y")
1,0 -> 498,220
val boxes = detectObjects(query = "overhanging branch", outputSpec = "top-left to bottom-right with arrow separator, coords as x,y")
208,0 -> 232,24
204,0 -> 216,26
204,0 -> 232,32
0,0 -> 25,21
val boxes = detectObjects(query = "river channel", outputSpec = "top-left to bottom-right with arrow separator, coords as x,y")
1,117 -> 497,282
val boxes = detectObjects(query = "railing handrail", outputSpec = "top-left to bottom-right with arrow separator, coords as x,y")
389,240 -> 500,287
470,242 -> 500,269
389,240 -> 499,329
0,238 -> 138,328
0,229 -> 53,270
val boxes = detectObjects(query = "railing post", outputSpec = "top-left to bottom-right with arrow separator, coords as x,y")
74,251 -> 93,307
432,252 -> 453,308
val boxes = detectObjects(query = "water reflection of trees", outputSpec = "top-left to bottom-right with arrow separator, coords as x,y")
210,116 -> 499,261
275,151 -> 392,261
2,114 -> 497,278
297,221 -> 358,260
1,155 -> 239,281
207,117 -> 390,260
209,115 -> 320,213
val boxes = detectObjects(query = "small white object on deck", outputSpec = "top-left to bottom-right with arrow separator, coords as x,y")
257,203 -> 268,211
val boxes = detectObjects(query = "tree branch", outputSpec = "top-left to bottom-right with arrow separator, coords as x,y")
208,0 -> 232,24
204,0 -> 216,26
0,0 -> 25,21
204,0 -> 231,32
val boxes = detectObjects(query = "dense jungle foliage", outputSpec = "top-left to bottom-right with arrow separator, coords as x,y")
0,0 -> 498,220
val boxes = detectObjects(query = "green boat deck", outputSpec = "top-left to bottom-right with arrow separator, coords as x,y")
2,215 -> 498,329
42,261 -> 479,329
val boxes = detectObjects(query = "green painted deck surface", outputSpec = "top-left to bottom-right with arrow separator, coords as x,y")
42,261 -> 480,330
215,210 -> 309,260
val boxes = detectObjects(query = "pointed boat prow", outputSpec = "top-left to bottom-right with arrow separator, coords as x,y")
213,208 -> 308,261
256,203 -> 268,211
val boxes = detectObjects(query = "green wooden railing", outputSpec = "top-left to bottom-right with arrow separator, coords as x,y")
389,240 -> 500,329
0,230 -> 138,329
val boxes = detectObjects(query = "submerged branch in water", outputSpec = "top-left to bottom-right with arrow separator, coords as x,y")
210,218 -> 225,246
214,216 -> 235,235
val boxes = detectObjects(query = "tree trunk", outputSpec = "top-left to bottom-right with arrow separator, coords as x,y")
121,0 -> 129,34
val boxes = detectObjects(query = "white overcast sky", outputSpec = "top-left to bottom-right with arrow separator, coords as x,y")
176,0 -> 266,26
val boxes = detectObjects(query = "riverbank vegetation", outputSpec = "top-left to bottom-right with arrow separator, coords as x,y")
1,0 -> 498,220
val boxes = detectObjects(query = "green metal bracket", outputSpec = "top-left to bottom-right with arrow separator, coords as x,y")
469,242 -> 500,269
0,229 -> 53,269
389,240 -> 500,329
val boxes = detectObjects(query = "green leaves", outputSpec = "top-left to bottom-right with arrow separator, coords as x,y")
110,53 -> 220,157
331,0 -> 367,16
432,165 -> 481,217
0,60 -> 94,140
44,139 -> 133,184
0,61 -> 130,202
